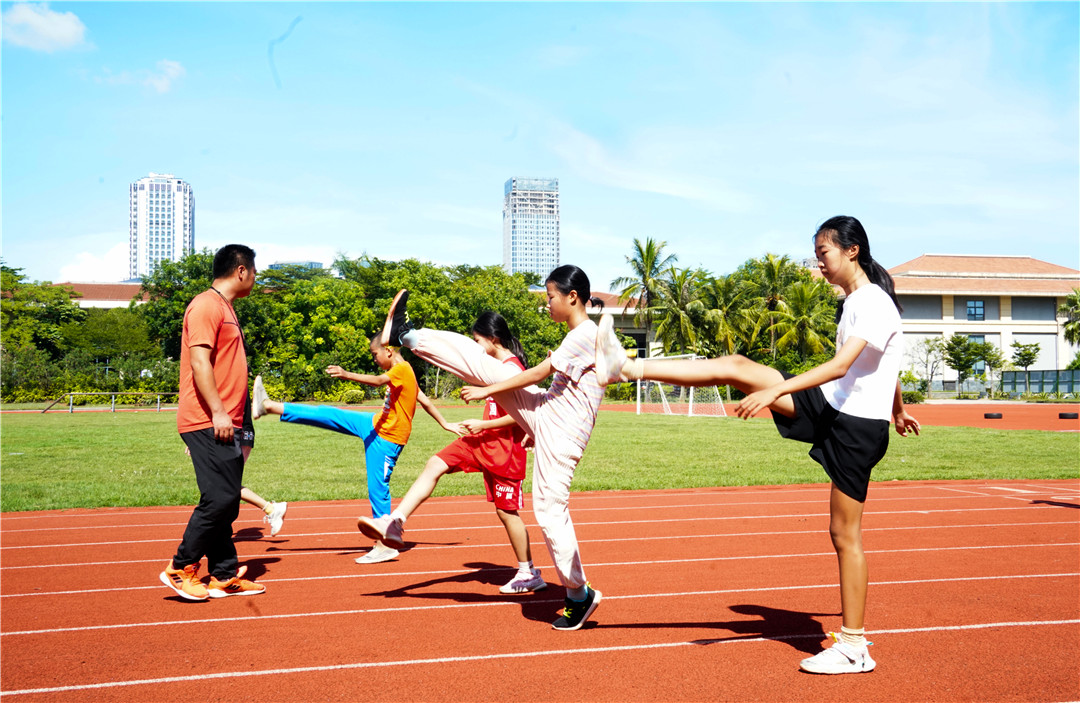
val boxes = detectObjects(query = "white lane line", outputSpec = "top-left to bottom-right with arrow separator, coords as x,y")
3,519 -> 1076,573
1,617 -> 1076,697
3,545 -> 1075,600
3,503 -> 1073,551
984,487 -> 1043,494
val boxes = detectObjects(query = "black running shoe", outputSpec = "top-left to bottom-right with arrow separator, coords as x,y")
379,289 -> 414,346
551,584 -> 601,631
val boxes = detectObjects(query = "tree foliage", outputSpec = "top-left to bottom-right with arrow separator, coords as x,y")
943,334 -> 982,396
1,262 -> 87,358
1010,341 -> 1040,372
1057,288 -> 1080,346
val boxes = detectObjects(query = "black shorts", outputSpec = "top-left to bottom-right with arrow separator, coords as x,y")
770,374 -> 889,503
239,397 -> 255,448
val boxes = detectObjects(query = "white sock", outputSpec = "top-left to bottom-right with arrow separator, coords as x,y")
516,561 -> 533,577
839,626 -> 867,648
390,509 -> 406,524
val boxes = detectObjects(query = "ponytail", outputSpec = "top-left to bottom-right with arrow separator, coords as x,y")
816,215 -> 902,313
546,265 -> 593,306
472,311 -> 530,369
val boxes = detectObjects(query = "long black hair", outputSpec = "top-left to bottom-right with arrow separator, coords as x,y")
472,311 -> 529,369
545,264 -> 605,310
816,216 -> 902,313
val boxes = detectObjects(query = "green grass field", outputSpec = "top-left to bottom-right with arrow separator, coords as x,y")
1,405 -> 1076,512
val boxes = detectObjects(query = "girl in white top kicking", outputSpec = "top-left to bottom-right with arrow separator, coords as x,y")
378,264 -> 613,631
599,215 -> 920,674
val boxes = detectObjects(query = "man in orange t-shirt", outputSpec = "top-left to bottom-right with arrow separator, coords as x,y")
252,336 -> 463,564
159,245 -> 265,602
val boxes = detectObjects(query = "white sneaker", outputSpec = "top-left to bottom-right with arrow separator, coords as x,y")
800,641 -> 876,674
594,314 -> 628,386
263,501 -> 287,536
356,515 -> 390,541
383,517 -> 405,551
252,375 -> 269,419
500,568 -> 547,594
354,541 -> 399,564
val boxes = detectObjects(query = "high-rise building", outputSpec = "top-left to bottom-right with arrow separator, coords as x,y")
129,173 -> 194,279
502,177 -> 559,280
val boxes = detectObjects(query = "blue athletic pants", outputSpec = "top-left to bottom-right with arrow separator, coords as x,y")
280,404 -> 404,518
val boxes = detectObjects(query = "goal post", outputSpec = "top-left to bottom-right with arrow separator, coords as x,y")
635,354 -> 727,417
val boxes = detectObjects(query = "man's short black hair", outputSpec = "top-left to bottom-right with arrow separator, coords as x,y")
212,244 -> 256,280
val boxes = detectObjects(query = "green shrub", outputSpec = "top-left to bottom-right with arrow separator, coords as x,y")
901,390 -> 925,404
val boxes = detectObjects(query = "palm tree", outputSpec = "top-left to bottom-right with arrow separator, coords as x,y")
699,273 -> 750,357
651,266 -> 703,355
611,238 -> 677,352
770,279 -> 837,361
738,253 -> 801,360
1059,288 -> 1080,346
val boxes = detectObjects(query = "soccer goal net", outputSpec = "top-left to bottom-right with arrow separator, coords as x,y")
635,354 -> 727,417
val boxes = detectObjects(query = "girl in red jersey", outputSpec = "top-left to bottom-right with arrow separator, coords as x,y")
358,312 -> 545,594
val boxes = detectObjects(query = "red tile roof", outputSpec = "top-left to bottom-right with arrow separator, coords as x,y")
55,282 -> 147,303
890,254 -> 1078,277
888,255 -> 1078,296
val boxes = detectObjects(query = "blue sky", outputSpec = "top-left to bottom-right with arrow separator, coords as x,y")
3,2 -> 1078,291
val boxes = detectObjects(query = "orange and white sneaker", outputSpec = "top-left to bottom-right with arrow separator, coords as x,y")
206,565 -> 266,598
159,561 -> 210,601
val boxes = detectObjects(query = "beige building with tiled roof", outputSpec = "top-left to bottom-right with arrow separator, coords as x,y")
890,255 -> 1079,388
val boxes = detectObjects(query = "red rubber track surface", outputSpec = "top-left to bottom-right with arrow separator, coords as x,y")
2,478 -> 1077,702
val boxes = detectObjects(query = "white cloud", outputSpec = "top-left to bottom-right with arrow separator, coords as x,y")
96,59 -> 186,94
2,2 -> 88,52
57,242 -> 129,282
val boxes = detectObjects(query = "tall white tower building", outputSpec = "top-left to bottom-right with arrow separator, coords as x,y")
129,173 -> 194,279
502,177 -> 559,280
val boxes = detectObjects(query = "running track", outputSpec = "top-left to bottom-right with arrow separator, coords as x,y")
2,479 -> 1077,701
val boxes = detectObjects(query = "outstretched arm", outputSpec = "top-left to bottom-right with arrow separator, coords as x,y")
460,414 -> 518,435
461,359 -> 552,403
735,337 -> 867,419
416,390 -> 465,437
326,365 -> 391,387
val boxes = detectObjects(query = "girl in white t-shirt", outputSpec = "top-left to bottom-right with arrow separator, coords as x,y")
378,265 -> 608,631
601,215 -> 920,674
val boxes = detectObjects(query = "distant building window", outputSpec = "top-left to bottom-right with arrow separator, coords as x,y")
966,300 -> 984,321
968,334 -> 986,373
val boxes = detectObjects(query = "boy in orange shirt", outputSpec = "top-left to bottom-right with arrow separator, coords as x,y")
252,337 -> 462,563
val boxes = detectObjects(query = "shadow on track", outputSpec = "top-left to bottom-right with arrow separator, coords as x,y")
364,561 -> 563,623
601,603 -> 836,655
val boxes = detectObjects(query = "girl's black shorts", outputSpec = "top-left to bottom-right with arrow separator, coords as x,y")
770,375 -> 889,503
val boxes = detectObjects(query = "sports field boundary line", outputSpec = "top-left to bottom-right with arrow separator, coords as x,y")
2,617 -> 1076,697
2,503 -> 1070,551
6,570 -> 1071,630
